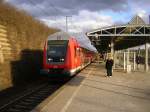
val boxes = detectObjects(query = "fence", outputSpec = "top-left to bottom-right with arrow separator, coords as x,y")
114,51 -> 136,71
114,50 -> 149,72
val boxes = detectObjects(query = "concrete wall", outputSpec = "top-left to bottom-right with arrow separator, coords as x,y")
0,24 -> 12,90
0,3 -> 58,91
0,23 -> 53,90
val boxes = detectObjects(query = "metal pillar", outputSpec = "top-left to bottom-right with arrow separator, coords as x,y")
145,42 -> 149,72
126,49 -> 131,73
133,52 -> 136,71
66,16 -> 68,32
127,49 -> 130,65
123,52 -> 126,71
110,40 -> 115,69
113,51 -> 116,69
110,40 -> 114,56
65,16 -> 72,32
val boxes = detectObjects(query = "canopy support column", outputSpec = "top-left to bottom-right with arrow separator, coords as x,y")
145,42 -> 149,72
110,40 -> 114,56
124,52 -> 126,71
133,52 -> 136,71
110,40 -> 115,68
126,49 -> 131,73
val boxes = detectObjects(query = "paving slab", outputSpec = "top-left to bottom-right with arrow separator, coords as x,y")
32,63 -> 150,112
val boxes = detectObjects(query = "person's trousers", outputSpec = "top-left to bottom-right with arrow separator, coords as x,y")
107,68 -> 112,76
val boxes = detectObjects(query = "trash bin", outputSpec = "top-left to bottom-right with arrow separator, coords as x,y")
127,65 -> 131,73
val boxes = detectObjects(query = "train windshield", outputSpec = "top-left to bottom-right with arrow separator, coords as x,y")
47,40 -> 68,57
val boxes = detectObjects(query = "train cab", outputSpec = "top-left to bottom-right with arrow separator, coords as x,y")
42,32 -> 96,76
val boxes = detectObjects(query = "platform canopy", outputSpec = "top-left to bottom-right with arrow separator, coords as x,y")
87,16 -> 150,52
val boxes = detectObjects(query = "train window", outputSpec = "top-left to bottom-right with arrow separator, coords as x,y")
74,47 -> 77,57
75,47 -> 80,57
47,40 -> 68,57
77,47 -> 80,51
47,45 -> 66,57
48,40 -> 68,45
77,47 -> 80,56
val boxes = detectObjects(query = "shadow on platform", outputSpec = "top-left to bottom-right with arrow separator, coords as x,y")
67,75 -> 85,86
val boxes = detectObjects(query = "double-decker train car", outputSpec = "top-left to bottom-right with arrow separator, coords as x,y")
42,32 -> 96,76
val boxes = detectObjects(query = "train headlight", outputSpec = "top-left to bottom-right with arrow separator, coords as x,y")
48,58 -> 53,61
60,58 -> 64,62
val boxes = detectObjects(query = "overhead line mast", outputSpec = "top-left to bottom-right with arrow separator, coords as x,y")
65,16 -> 72,32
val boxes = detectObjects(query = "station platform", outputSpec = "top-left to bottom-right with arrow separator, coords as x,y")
32,62 -> 150,112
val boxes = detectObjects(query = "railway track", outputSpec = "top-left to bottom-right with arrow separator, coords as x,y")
0,77 -> 71,112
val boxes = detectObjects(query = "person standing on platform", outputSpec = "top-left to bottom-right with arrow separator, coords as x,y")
105,56 -> 114,77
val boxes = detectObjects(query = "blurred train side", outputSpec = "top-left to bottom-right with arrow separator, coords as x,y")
42,32 -> 96,76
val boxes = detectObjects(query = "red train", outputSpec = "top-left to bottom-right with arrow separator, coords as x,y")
43,32 -> 96,76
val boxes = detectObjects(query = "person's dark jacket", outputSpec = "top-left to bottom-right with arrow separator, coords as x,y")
105,59 -> 114,69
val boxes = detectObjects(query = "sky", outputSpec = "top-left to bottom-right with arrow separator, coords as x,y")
3,0 -> 150,51
3,0 -> 150,33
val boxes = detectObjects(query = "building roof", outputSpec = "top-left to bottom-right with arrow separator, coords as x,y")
129,15 -> 146,25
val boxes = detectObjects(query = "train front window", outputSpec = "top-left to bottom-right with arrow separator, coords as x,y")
47,45 -> 66,57
47,40 -> 68,58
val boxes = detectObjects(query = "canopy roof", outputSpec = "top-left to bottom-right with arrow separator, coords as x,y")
87,16 -> 150,52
